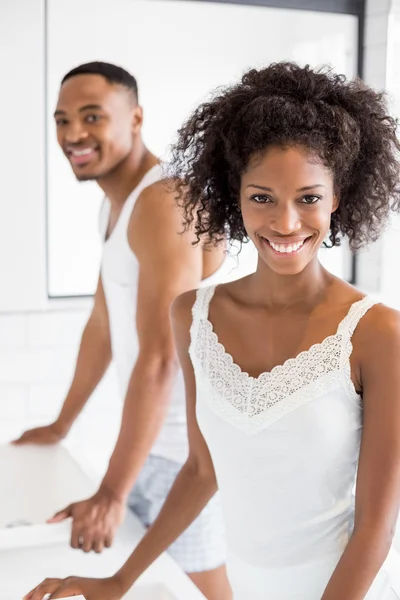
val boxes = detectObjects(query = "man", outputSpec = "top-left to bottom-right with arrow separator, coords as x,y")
14,62 -> 232,600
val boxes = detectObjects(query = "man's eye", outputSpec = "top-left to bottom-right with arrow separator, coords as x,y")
86,115 -> 101,123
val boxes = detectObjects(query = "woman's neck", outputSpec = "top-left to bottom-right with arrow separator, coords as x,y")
247,258 -> 335,312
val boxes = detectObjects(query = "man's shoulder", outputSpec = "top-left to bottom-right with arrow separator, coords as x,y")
137,176 -> 173,201
134,178 -> 181,223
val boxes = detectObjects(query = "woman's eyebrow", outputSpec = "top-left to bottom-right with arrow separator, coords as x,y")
246,184 -> 326,192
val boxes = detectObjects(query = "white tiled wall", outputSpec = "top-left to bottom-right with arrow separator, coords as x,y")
0,306 -> 121,476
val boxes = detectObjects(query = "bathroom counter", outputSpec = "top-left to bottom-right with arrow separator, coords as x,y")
0,444 -> 205,600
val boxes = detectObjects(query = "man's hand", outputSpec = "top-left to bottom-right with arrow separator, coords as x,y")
12,422 -> 67,445
49,488 -> 126,553
23,575 -> 125,600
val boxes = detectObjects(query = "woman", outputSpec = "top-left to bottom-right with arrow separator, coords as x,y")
26,63 -> 400,600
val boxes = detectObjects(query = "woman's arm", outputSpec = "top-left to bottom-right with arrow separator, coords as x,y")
321,305 -> 400,600
116,289 -> 219,590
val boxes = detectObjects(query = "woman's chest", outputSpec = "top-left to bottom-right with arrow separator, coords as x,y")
196,382 -> 362,465
207,303 -> 346,378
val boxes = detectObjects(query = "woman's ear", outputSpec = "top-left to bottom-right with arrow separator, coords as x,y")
332,194 -> 340,213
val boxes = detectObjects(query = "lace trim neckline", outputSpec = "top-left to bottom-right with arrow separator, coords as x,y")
202,286 -> 372,384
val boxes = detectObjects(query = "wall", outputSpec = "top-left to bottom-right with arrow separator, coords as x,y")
0,0 -> 47,312
46,0 -> 357,297
0,305 -> 121,474
376,0 -> 400,308
357,0 -> 400,308
0,0 -> 357,468
0,0 -> 118,472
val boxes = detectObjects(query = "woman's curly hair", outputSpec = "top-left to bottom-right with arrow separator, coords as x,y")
169,62 -> 400,250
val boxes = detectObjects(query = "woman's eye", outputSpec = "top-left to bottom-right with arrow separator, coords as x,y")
250,194 -> 271,204
55,119 -> 68,126
299,195 -> 321,205
86,115 -> 100,123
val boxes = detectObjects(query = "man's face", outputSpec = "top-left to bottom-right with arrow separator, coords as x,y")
54,74 -> 142,181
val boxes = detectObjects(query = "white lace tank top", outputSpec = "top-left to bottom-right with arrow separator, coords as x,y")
189,285 -> 392,598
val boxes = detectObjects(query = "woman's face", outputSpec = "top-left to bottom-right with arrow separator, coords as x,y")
240,144 -> 339,276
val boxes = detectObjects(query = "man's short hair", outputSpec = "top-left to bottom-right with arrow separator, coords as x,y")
62,61 -> 138,102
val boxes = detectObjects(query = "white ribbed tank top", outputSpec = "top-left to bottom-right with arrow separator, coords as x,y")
99,164 -> 256,462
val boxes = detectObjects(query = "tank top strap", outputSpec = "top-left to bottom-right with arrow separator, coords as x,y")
189,285 -> 217,344
99,164 -> 164,243
337,296 -> 379,340
193,285 -> 217,319
99,196 -> 111,241
121,163 -> 164,225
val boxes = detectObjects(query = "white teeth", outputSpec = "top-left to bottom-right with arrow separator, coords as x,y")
269,240 -> 305,253
72,148 -> 94,156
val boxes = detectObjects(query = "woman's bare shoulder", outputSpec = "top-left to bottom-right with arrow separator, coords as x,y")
357,301 -> 400,340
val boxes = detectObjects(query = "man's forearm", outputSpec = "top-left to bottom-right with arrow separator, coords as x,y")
116,460 -> 217,592
99,356 -> 178,500
321,526 -> 392,600
56,318 -> 112,433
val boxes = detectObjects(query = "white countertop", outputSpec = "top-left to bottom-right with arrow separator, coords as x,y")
2,445 -> 400,599
0,445 -> 205,600
0,513 -> 205,600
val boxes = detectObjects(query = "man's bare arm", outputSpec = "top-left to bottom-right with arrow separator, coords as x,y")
13,277 -> 111,444
100,181 -> 203,499
49,182 -> 207,552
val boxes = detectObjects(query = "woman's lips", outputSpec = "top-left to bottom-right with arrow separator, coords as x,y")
260,235 -> 312,257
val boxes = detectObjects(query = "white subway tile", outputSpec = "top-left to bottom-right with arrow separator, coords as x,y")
28,382 -> 67,419
0,347 -> 77,384
0,420 -> 33,445
0,384 -> 27,419
27,310 -> 89,348
89,366 -> 119,409
0,314 -> 26,349
70,407 -> 120,476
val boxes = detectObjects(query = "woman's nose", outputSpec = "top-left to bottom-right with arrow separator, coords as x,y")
269,204 -> 302,234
